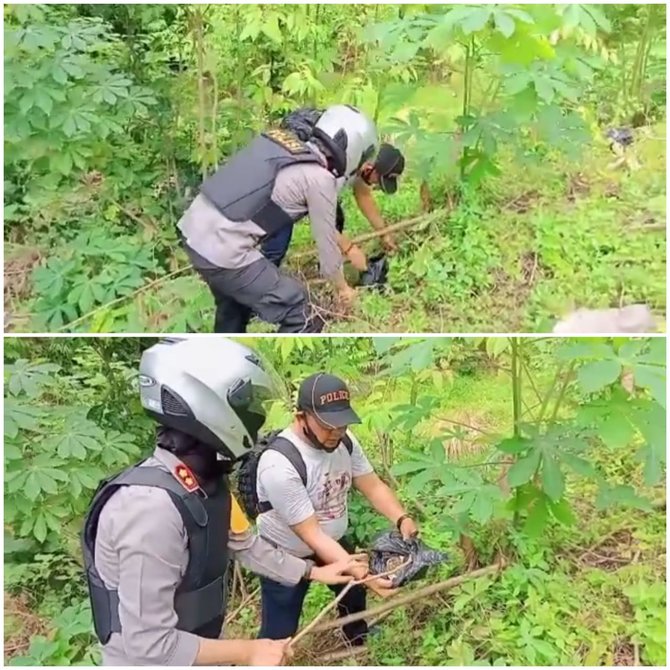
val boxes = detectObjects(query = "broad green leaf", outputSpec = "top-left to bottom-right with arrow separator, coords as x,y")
75,469 -> 101,489
372,337 -> 402,355
42,421 -> 103,459
533,76 -> 554,103
470,491 -> 494,524
556,341 -> 614,362
485,337 -> 510,358
24,472 -> 41,501
559,452 -> 599,478
523,497 -> 548,537
391,460 -> 431,476
618,339 -> 645,361
638,338 -> 665,366
596,412 -> 636,449
577,359 -> 621,394
35,470 -> 59,495
407,467 -> 439,496
547,498 -> 576,526
636,404 -> 666,486
493,10 -> 515,38
507,449 -> 540,487
430,439 -> 446,463
595,485 -> 652,512
459,7 -> 492,34
4,401 -> 43,438
33,514 -> 48,543
540,455 -> 564,501
262,15 -> 282,43
4,443 -> 22,460
496,435 -> 531,454
451,490 -> 477,516
633,364 -> 665,408
5,359 -> 59,397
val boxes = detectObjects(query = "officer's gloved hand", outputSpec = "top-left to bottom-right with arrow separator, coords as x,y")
359,253 -> 389,289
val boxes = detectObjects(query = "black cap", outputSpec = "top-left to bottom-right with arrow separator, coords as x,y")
374,143 -> 405,195
297,373 -> 361,428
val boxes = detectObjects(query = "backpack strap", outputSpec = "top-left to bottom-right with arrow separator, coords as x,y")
256,434 -> 354,514
257,437 -> 307,514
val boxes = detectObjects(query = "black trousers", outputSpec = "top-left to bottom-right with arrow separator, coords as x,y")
257,537 -> 367,644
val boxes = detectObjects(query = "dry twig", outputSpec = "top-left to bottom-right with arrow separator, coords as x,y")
289,559 -> 411,649
307,562 -> 504,636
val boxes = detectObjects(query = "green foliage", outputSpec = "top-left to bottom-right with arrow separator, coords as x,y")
30,227 -> 162,330
4,336 -> 666,666
4,347 -> 145,549
4,3 -> 665,333
8,600 -> 99,666
4,5 -> 157,207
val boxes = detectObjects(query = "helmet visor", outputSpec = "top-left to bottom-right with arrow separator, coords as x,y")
227,379 -> 275,444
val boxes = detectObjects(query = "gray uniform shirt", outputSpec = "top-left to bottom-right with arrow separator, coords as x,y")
178,143 -> 347,279
256,427 -> 374,558
94,448 -> 309,666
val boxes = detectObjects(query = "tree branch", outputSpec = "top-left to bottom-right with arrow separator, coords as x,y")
304,562 -> 504,637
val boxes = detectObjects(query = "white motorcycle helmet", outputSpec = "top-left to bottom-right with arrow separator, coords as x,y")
312,104 -> 378,179
138,337 -> 277,461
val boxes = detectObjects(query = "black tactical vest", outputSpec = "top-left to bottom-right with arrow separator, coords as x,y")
81,461 -> 231,643
199,129 -> 324,235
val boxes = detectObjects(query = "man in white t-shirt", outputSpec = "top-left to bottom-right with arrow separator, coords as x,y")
255,372 -> 419,645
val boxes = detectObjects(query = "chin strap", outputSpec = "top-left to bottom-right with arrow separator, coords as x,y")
301,424 -> 339,454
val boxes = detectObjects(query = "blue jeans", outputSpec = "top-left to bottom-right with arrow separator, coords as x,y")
261,224 -> 295,267
260,201 -> 345,268
258,574 -> 368,643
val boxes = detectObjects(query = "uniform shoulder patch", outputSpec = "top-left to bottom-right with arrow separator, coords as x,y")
173,463 -> 199,493
263,127 -> 308,155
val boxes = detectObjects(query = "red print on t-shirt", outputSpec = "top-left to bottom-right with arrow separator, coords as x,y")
317,471 -> 351,521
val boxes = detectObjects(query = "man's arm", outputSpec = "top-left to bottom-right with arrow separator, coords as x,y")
228,495 -> 358,585
305,174 -> 356,304
353,471 -> 410,528
353,179 -> 397,251
257,453 -> 354,566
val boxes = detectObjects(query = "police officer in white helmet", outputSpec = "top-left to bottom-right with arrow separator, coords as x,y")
178,105 -> 388,333
81,338 -> 366,666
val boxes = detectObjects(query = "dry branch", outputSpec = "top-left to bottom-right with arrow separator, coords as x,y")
293,209 -> 446,261
289,559 -> 411,649
319,646 -> 369,664
305,562 -> 504,636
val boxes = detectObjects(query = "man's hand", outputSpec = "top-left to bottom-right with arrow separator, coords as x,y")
346,244 -> 368,272
381,234 -> 398,254
309,554 -> 369,585
337,285 -> 357,309
399,516 -> 419,540
365,575 -> 398,599
347,562 -> 397,598
244,639 -> 292,666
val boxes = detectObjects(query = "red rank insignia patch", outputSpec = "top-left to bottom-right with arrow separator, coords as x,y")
174,464 -> 198,493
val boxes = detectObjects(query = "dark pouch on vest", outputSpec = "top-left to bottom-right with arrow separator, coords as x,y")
86,567 -> 118,644
368,530 -> 448,587
175,574 -> 226,632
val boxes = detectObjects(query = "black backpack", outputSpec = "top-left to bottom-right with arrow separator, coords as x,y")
280,107 -> 324,142
236,430 -> 353,520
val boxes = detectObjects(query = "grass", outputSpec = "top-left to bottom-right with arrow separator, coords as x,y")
5,121 -> 665,334
4,361 -> 665,666
221,367 -> 666,666
140,121 -> 666,334
6,117 -> 666,333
